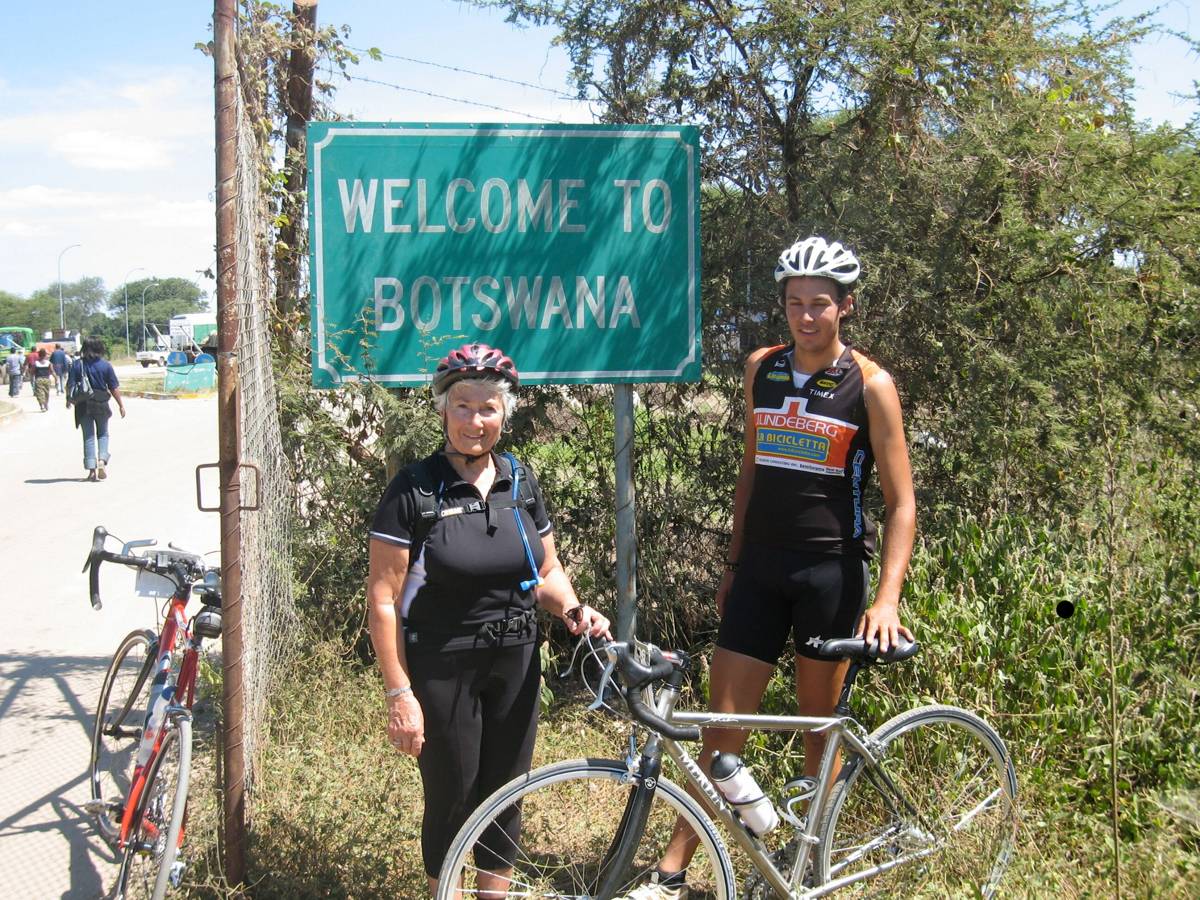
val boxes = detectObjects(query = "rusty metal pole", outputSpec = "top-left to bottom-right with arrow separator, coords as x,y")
213,0 -> 246,886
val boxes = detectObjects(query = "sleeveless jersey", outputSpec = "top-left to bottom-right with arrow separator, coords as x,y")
743,344 -> 879,558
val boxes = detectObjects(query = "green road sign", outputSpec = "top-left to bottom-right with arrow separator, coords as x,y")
307,123 -> 700,387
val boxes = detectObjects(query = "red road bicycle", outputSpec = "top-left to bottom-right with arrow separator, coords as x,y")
82,525 -> 222,900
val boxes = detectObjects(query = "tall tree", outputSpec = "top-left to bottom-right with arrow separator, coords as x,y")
275,1 -> 318,318
482,0 -> 1198,516
218,0 -> 359,340
478,4 -> 1200,887
20,276 -> 109,335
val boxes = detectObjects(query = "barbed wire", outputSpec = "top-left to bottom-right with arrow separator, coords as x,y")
349,45 -> 578,100
345,73 -> 561,122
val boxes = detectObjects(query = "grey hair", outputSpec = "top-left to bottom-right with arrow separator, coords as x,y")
433,376 -> 518,424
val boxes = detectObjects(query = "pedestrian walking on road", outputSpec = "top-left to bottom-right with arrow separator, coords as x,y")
5,348 -> 23,397
49,344 -> 68,395
32,349 -> 53,411
66,337 -> 126,481
24,351 -> 38,396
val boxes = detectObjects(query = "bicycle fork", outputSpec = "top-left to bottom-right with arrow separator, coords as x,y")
593,733 -> 665,900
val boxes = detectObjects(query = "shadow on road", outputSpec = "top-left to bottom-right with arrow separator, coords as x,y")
24,478 -> 93,485
0,651 -> 121,898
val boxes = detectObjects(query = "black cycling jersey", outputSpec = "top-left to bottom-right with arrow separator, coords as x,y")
743,344 -> 879,558
370,451 -> 552,634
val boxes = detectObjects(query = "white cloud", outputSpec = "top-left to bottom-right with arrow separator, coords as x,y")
0,185 -> 111,211
1,65 -> 218,294
0,221 -> 51,237
116,75 -> 193,107
0,69 -> 212,166
0,183 -> 210,228
50,130 -> 173,171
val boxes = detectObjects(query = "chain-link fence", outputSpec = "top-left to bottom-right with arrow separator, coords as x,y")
229,46 -> 298,800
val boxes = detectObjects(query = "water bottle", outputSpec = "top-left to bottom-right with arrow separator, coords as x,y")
710,751 -> 780,836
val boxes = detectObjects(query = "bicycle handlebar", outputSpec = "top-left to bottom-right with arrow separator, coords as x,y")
603,641 -> 702,742
84,525 -> 206,612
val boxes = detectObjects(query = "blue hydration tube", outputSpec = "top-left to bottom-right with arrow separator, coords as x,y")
505,453 -> 545,592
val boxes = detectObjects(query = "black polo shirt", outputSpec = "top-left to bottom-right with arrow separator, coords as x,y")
370,452 -> 551,630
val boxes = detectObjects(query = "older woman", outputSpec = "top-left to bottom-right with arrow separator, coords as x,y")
367,342 -> 610,896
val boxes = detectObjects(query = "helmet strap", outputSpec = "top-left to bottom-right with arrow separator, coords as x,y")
446,448 -> 490,464
441,421 -> 492,464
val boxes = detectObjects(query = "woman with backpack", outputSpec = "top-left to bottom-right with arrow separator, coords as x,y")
66,336 -> 126,481
366,343 -> 611,897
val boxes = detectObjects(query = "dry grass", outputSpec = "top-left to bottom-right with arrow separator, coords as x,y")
176,642 -> 1199,898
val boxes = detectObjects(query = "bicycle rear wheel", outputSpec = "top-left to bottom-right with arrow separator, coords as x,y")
90,628 -> 157,841
436,757 -> 735,900
816,704 -> 1017,898
115,717 -> 192,900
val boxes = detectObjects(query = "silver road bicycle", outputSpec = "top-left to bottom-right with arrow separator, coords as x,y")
436,636 -> 1017,898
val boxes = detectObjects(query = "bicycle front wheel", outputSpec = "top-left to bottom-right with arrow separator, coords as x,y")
436,757 -> 735,900
91,628 -> 157,841
115,717 -> 192,900
816,704 -> 1017,898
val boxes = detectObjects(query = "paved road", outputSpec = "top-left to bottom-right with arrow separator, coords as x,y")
0,380 -> 219,898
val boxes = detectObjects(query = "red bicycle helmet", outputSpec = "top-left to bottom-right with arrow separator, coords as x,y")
432,343 -> 519,395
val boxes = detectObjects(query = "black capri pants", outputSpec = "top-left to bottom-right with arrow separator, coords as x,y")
717,543 -> 870,664
407,639 -> 540,878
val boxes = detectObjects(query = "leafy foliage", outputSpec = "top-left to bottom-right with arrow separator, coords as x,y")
197,0 -> 1200,892
0,275 -> 209,353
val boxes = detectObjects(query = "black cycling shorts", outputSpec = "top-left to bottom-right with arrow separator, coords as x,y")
716,543 -> 869,664
406,640 -> 540,878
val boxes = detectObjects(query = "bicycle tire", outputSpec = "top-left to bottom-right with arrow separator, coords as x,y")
815,704 -> 1017,898
90,628 -> 157,842
115,716 -> 192,900
435,757 -> 736,900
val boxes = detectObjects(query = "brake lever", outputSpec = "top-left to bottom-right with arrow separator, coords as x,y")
121,538 -> 157,556
588,653 -> 620,712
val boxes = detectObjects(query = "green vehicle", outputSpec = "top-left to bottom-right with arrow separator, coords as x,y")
0,326 -> 36,352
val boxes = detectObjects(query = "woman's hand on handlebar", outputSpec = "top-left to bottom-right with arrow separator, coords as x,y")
564,604 -> 612,640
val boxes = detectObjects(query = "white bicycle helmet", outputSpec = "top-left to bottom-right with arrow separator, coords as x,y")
774,236 -> 861,285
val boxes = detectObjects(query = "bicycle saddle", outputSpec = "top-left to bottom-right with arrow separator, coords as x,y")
818,636 -> 919,664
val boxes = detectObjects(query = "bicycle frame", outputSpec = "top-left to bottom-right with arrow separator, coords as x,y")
644,683 -> 913,899
116,588 -> 200,851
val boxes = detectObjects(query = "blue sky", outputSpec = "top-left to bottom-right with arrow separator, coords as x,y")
0,0 -> 1194,299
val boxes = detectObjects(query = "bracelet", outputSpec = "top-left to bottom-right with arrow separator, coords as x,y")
385,685 -> 413,698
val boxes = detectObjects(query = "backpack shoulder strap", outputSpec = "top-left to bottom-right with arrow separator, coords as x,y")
501,452 -> 545,590
501,452 -> 537,511
74,359 -> 93,394
401,455 -> 443,567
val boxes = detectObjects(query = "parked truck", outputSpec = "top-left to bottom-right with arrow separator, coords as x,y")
37,328 -> 81,354
136,313 -> 217,366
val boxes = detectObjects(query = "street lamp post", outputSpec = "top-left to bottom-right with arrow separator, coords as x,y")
122,267 -> 146,355
57,243 -> 81,331
141,280 -> 159,350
